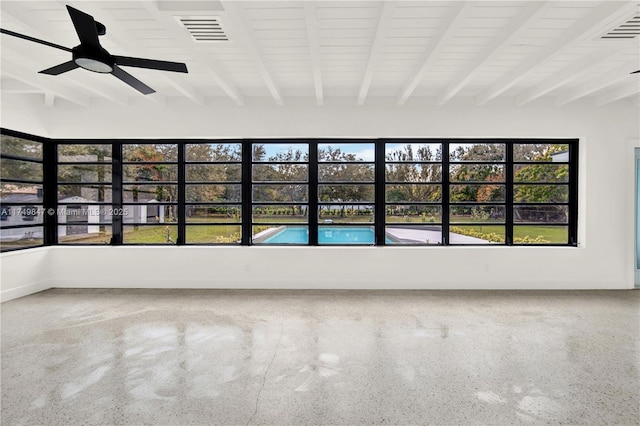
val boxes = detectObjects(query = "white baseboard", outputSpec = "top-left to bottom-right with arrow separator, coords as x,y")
1,280 -> 51,303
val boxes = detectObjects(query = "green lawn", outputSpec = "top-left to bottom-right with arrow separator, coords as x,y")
53,214 -> 568,244
451,224 -> 567,243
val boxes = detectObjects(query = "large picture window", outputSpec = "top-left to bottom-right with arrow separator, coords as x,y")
0,130 -> 579,249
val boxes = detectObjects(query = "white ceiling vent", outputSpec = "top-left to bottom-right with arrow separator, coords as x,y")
177,16 -> 228,42
601,12 -> 640,39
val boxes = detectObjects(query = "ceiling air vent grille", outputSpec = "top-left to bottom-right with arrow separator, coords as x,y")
601,12 -> 640,39
177,16 -> 228,42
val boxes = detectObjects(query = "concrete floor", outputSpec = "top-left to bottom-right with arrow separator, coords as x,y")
1,289 -> 638,426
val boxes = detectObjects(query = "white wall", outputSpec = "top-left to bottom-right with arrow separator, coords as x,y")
1,97 -> 639,299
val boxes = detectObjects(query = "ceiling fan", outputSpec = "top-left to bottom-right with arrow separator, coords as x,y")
0,5 -> 188,95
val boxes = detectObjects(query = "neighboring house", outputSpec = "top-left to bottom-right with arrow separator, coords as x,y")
57,196 -> 103,238
1,188 -> 166,242
0,190 -> 44,240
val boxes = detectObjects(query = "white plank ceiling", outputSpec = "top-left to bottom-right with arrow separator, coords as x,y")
1,0 -> 639,107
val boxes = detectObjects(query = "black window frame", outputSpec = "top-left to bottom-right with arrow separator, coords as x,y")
0,129 -> 579,250
0,129 -> 48,252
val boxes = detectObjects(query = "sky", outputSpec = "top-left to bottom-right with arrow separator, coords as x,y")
259,143 -> 443,162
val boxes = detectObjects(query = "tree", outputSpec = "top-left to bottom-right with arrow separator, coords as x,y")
513,144 -> 569,223
318,146 -> 374,217
385,144 -> 442,203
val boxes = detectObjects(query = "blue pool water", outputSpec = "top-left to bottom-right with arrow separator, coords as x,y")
263,226 -> 377,244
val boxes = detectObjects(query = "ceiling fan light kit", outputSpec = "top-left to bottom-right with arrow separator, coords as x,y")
72,47 -> 115,73
0,4 -> 188,95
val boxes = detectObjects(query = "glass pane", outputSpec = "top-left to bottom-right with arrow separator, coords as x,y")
449,164 -> 505,182
57,165 -> 112,183
319,164 -> 374,182
123,165 -> 177,182
385,143 -> 442,162
385,205 -> 442,223
123,225 -> 177,244
385,164 -> 441,183
58,225 -> 111,244
0,226 -> 44,251
514,144 -> 569,162
450,184 -> 505,202
450,225 -> 505,244
123,185 -> 177,202
319,184 -> 375,202
253,205 -> 308,223
514,164 -> 569,183
0,205 -> 44,226
514,205 -> 568,223
0,183 -> 43,202
58,205 -> 113,224
186,225 -> 241,244
58,144 -> 111,162
122,204 -> 178,224
253,164 -> 308,182
58,185 -> 113,202
123,144 -> 177,162
186,205 -> 241,223
386,184 -> 441,202
186,184 -> 241,202
253,144 -> 308,162
386,225 -> 442,245
318,226 -> 375,245
253,225 -> 308,244
186,143 -> 241,162
0,135 -> 42,159
0,159 -> 42,181
514,226 -> 568,244
450,143 -> 505,162
513,185 -> 568,203
253,184 -> 308,202
319,205 -> 374,224
186,164 -> 241,182
450,205 -> 505,223
318,144 -> 374,162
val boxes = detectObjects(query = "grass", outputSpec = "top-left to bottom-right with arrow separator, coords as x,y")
51,214 -> 568,244
452,224 -> 567,243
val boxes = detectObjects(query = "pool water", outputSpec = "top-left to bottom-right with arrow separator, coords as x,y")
263,226 -> 378,244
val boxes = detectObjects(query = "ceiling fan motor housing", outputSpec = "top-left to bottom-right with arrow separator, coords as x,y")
72,45 -> 114,73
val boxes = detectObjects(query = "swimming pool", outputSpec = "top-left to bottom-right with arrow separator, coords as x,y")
262,226 -> 379,244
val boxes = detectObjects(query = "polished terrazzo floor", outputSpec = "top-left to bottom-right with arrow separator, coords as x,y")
1,289 -> 638,425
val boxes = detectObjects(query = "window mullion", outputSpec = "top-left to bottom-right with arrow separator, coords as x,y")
309,140 -> 318,246
442,140 -> 450,245
241,140 -> 252,245
111,142 -> 123,245
177,142 -> 185,245
506,143 -> 514,245
375,139 -> 386,246
43,141 -> 57,245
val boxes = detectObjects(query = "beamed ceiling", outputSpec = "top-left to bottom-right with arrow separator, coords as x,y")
1,0 -> 639,108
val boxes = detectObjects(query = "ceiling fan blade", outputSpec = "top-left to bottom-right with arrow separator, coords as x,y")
114,56 -> 188,73
112,65 -> 155,95
39,61 -> 79,75
66,5 -> 100,49
631,70 -> 640,74
0,28 -> 72,52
